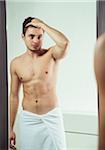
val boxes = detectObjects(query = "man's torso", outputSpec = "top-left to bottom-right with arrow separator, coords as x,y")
14,49 -> 59,114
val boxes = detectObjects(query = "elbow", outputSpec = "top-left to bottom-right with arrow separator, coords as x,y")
65,39 -> 70,45
63,39 -> 70,50
64,39 -> 70,52
60,40 -> 70,58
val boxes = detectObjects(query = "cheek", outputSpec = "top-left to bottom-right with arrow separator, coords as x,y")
26,39 -> 31,44
39,40 -> 43,45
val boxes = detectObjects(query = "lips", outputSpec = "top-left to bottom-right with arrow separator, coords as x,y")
32,44 -> 39,47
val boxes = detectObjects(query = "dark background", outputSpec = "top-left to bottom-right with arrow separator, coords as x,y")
0,0 -> 8,150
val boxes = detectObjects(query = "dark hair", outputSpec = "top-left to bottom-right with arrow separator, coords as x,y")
22,17 -> 35,35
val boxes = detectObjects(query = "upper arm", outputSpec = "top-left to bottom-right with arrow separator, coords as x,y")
50,41 -> 69,60
10,60 -> 21,97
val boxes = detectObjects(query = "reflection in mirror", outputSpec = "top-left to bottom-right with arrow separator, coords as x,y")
7,1 -> 98,150
9,16 -> 69,150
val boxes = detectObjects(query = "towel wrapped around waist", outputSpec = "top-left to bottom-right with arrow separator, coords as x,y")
19,107 -> 67,150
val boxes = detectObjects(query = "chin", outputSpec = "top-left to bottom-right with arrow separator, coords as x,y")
30,48 -> 40,52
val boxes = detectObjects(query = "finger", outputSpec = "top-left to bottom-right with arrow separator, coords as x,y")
10,144 -> 16,150
25,22 -> 31,26
10,138 -> 13,145
11,138 -> 15,145
10,144 -> 14,148
25,23 -> 38,29
13,138 -> 16,145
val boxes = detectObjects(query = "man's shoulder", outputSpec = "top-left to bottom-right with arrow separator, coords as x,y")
10,53 -> 25,68
11,53 -> 25,63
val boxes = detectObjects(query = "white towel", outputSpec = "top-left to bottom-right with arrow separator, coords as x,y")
19,107 -> 67,150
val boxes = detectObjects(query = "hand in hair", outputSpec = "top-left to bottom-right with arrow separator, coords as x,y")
25,18 -> 44,29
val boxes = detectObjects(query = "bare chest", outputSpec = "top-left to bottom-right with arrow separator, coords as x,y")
16,55 -> 56,83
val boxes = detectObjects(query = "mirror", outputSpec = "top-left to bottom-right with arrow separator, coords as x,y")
7,1 -> 98,149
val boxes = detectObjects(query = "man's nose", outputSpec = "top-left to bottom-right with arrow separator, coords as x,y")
33,37 -> 39,43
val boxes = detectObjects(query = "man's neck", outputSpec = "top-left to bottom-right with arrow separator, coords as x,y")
26,48 -> 48,58
27,49 -> 41,58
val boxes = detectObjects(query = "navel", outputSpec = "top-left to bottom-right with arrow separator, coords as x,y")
20,77 -> 23,80
36,100 -> 38,103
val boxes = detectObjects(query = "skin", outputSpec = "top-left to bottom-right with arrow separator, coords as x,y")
94,33 -> 105,150
9,18 -> 69,149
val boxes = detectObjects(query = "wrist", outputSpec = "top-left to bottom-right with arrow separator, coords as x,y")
40,22 -> 48,31
10,126 -> 13,131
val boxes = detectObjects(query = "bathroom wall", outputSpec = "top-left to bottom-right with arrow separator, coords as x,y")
7,1 -> 97,114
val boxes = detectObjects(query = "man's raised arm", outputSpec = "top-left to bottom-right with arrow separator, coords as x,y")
26,18 -> 70,60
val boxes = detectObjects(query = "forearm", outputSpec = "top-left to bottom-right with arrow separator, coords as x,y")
10,95 -> 19,130
41,22 -> 69,48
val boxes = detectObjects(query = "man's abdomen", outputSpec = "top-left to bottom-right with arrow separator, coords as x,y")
22,85 -> 58,114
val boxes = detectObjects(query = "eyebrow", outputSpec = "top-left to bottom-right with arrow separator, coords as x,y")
29,34 -> 35,36
29,34 -> 43,37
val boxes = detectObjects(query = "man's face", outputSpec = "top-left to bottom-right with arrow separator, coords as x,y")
22,27 -> 44,51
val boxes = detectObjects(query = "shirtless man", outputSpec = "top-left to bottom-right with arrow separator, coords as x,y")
9,17 -> 69,150
94,33 -> 105,150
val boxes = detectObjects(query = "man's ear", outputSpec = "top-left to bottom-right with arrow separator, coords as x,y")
21,33 -> 25,39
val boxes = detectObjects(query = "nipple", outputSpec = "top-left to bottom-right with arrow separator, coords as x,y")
45,71 -> 48,74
